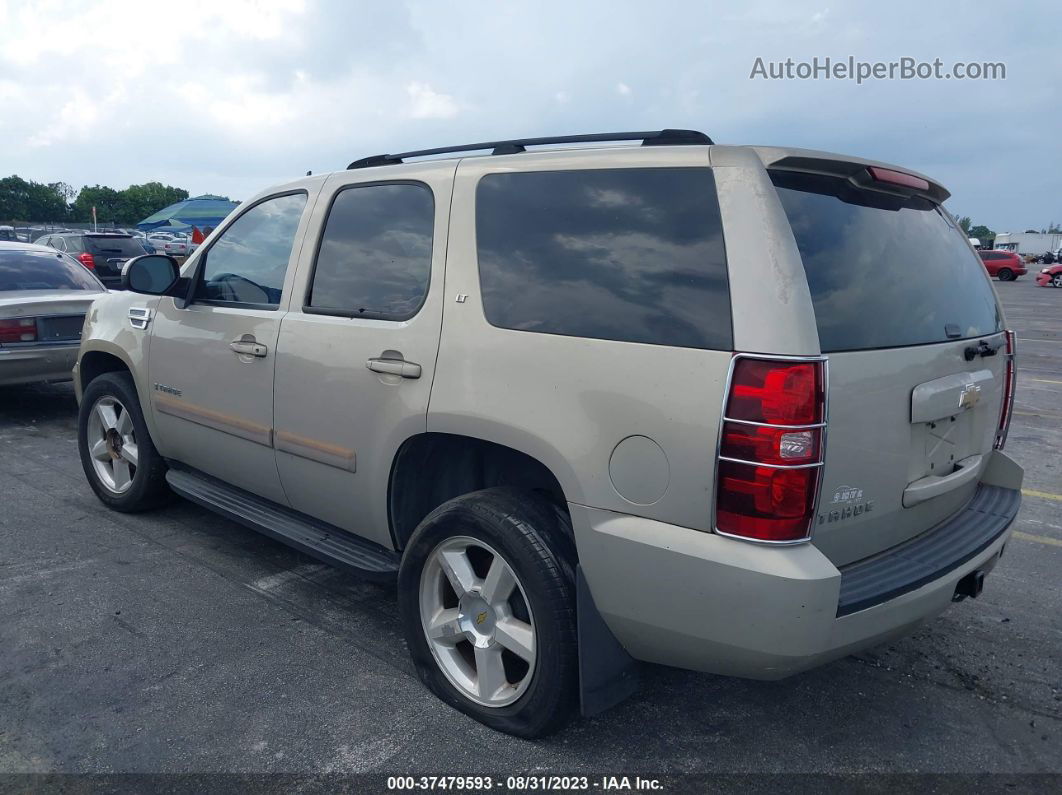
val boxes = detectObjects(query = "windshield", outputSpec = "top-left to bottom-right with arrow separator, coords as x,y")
86,236 -> 146,257
0,250 -> 105,292
771,170 -> 1003,352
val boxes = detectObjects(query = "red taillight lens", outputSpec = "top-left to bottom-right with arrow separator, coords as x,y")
726,359 -> 822,425
995,330 -> 1016,449
77,252 -> 96,270
716,461 -> 819,542
716,357 -> 826,543
0,317 -> 38,343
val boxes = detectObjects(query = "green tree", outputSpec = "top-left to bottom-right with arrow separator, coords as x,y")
121,182 -> 189,223
969,224 -> 994,241
0,175 -> 69,221
71,185 -> 124,224
957,216 -> 972,234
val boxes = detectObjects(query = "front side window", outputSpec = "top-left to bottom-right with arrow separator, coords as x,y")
475,168 -> 732,350
307,183 -> 434,320
196,192 -> 307,306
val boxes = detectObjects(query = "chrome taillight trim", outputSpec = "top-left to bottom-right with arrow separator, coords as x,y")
994,330 -> 1016,450
717,456 -> 824,470
711,352 -> 830,546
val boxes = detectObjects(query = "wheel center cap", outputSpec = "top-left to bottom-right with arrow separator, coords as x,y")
105,428 -> 123,461
457,593 -> 496,648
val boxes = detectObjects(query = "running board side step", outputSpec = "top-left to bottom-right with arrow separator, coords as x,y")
165,467 -> 399,582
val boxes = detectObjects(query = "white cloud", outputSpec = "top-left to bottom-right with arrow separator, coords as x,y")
405,82 -> 460,120
0,0 -> 1058,230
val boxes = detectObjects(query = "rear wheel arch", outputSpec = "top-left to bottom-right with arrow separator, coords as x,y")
388,433 -> 571,551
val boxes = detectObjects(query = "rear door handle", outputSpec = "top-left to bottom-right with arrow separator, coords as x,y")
230,337 -> 268,358
367,357 -> 421,379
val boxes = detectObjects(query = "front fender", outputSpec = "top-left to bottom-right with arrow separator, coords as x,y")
77,292 -> 163,439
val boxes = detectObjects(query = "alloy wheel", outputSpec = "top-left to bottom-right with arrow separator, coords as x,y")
86,396 -> 139,494
419,536 -> 537,708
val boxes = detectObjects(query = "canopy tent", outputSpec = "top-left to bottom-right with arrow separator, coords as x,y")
137,195 -> 239,231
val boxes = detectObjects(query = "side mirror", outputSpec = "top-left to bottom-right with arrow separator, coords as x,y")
122,254 -> 180,295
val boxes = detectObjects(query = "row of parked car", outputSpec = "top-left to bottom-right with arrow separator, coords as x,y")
977,248 -> 1062,287
26,230 -> 197,289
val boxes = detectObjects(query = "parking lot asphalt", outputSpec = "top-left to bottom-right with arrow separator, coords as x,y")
1,279 -> 1060,777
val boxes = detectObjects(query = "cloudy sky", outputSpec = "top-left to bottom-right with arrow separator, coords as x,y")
1,0 -> 1059,231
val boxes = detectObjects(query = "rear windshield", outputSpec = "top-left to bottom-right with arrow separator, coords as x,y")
771,171 -> 1002,352
86,236 -> 146,257
0,250 -> 104,292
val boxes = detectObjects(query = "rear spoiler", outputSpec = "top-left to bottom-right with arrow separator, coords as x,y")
755,150 -> 950,205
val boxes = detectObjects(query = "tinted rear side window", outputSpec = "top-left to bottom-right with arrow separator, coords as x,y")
0,250 -> 104,292
771,171 -> 1002,352
476,168 -> 731,350
308,183 -> 434,320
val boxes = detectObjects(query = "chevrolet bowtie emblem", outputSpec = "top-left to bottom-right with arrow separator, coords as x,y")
958,383 -> 981,409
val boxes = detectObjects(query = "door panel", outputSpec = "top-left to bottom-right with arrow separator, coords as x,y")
147,187 -> 318,502
272,163 -> 456,549
149,302 -> 286,499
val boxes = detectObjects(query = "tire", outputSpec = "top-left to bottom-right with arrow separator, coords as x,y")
1053,274 -> 1062,288
78,371 -> 172,512
997,268 -> 1015,282
398,488 -> 578,738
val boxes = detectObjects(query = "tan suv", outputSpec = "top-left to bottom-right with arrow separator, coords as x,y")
74,130 -> 1023,737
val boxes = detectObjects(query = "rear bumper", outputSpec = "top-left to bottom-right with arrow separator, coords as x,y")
573,484 -> 1019,680
0,343 -> 79,386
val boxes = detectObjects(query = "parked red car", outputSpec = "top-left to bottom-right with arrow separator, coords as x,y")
1036,264 -> 1062,288
978,250 -> 1027,281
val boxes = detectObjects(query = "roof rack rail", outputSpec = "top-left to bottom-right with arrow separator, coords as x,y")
347,129 -> 712,170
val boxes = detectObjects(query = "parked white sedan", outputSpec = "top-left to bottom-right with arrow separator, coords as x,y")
0,242 -> 107,386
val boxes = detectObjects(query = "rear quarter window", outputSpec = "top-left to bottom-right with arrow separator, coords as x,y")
475,167 -> 731,350
771,170 -> 1002,352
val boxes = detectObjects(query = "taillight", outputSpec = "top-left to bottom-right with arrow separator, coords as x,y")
715,356 -> 827,543
77,252 -> 96,270
0,317 -> 38,343
995,330 -> 1016,449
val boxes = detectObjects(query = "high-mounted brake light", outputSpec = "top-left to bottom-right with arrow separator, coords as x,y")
0,317 -> 38,344
77,252 -> 96,270
995,330 -> 1016,449
867,166 -> 930,192
715,356 -> 827,543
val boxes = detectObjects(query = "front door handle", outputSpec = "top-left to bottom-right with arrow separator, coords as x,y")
230,337 -> 268,358
367,357 -> 421,379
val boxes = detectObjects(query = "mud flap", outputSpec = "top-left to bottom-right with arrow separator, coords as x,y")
577,564 -> 640,716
